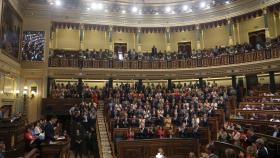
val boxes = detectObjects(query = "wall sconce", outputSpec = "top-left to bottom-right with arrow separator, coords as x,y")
15,90 -> 20,97
23,90 -> 27,95
31,90 -> 36,98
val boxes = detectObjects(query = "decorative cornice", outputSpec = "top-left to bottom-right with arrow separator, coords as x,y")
23,0 -> 280,27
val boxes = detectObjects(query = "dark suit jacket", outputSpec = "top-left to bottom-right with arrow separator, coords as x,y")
246,134 -> 257,145
44,122 -> 55,142
257,147 -> 269,158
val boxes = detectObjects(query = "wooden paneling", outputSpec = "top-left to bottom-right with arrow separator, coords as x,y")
117,138 -> 199,158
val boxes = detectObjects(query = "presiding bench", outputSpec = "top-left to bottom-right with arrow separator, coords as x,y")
41,98 -> 91,115
117,138 -> 200,158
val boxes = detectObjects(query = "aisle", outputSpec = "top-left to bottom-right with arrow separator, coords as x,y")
96,101 -> 113,158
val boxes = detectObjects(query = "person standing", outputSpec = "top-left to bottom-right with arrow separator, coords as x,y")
44,117 -> 56,143
74,129 -> 83,158
256,138 -> 269,158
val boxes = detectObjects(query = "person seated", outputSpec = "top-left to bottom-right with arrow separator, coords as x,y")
24,127 -> 41,150
193,125 -> 200,139
138,125 -> 148,139
164,114 -> 172,128
126,127 -> 135,140
244,128 -> 257,146
225,148 -> 237,158
122,116 -> 129,128
172,113 -> 181,127
272,125 -> 280,138
129,115 -> 139,128
44,117 -> 57,143
218,127 -> 230,143
168,125 -> 175,138
231,128 -> 241,146
178,123 -> 187,138
154,115 -> 164,127
157,126 -> 165,139
146,127 -> 154,139
200,114 -> 209,127
256,138 -> 269,158
205,143 -> 219,158
245,146 -> 256,158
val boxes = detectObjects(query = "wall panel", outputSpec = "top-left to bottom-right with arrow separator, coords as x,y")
84,30 -> 107,50
203,26 -> 228,48
56,29 -> 80,49
141,32 -> 166,52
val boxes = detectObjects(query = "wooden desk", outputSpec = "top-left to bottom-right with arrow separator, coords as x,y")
41,140 -> 70,158
117,138 -> 199,158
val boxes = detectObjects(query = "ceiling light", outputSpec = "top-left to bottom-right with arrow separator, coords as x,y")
205,4 -> 211,9
91,3 -> 97,9
171,11 -> 176,14
200,1 -> 206,8
104,9 -> 108,13
122,10 -> 126,14
91,2 -> 103,10
132,6 -> 138,13
225,1 -> 230,4
165,6 -> 171,13
155,12 -> 159,15
87,7 -> 90,11
138,10 -> 142,15
183,5 -> 189,11
55,0 -> 61,6
97,3 -> 103,10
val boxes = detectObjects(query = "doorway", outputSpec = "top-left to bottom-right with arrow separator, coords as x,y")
114,43 -> 127,60
248,29 -> 265,50
178,42 -> 192,58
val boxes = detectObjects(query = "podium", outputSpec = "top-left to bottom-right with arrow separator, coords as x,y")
41,139 -> 70,158
0,118 -> 25,158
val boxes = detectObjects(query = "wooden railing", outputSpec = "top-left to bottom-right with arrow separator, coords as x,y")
48,48 -> 280,69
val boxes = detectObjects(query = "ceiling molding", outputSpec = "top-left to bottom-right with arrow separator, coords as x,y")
23,0 -> 280,27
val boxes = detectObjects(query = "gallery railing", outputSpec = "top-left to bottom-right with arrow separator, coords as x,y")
48,48 -> 280,69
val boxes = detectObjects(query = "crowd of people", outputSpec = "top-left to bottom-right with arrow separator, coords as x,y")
49,36 -> 280,62
103,82 -> 233,141
24,117 -> 67,151
69,101 -> 98,158
50,81 -> 100,102
23,100 -> 98,158
22,31 -> 45,61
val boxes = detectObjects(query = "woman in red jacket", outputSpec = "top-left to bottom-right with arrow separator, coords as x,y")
157,126 -> 165,139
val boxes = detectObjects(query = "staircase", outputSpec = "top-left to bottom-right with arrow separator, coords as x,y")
96,101 -> 114,158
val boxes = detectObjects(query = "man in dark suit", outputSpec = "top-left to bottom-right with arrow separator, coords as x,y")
44,117 -> 56,142
74,129 -> 83,158
256,138 -> 269,158
151,45 -> 157,57
245,128 -> 257,146
138,125 -> 148,139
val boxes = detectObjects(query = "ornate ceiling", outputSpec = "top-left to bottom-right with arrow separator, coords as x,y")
23,0 -> 280,27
